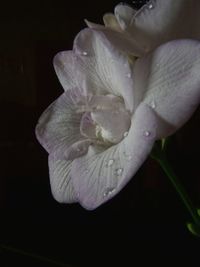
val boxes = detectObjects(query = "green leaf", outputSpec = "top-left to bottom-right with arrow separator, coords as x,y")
161,138 -> 166,150
187,222 -> 200,238
161,137 -> 171,151
197,209 -> 200,217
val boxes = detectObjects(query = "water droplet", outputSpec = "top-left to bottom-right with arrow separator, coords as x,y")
82,51 -> 88,56
107,159 -> 115,167
144,131 -> 151,137
123,152 -> 132,160
103,187 -> 115,197
148,3 -> 154,9
126,73 -> 131,78
123,131 -> 128,137
127,155 -> 132,160
115,168 -> 123,176
151,101 -> 156,109
85,169 -> 89,173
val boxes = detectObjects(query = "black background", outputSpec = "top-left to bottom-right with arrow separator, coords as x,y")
0,0 -> 200,266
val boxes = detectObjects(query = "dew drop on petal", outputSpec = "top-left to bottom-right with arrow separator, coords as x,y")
123,131 -> 128,137
148,3 -> 154,9
108,159 -> 114,166
115,168 -> 123,176
151,101 -> 156,109
127,155 -> 132,160
144,131 -> 151,137
82,51 -> 88,56
103,187 -> 116,197
123,152 -> 132,161
107,159 -> 115,167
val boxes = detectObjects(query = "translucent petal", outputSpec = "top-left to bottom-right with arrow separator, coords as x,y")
73,29 -> 135,112
53,51 -> 77,91
35,87 -> 87,154
103,13 -> 121,31
71,103 -> 157,210
48,153 -> 77,203
134,39 -> 200,137
114,4 -> 136,29
116,0 -> 200,52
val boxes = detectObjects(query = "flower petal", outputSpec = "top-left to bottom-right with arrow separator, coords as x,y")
125,0 -> 200,52
84,20 -> 145,56
84,19 -> 105,30
64,139 -> 92,161
71,103 -> 157,210
73,29 -> 135,112
91,109 -> 131,144
88,94 -> 125,111
80,112 -> 96,139
103,13 -> 121,31
35,87 -> 86,154
53,51 -> 77,91
114,4 -> 136,30
48,153 -> 77,203
134,39 -> 200,137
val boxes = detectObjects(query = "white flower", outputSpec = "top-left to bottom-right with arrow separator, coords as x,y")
36,29 -> 200,210
87,0 -> 200,54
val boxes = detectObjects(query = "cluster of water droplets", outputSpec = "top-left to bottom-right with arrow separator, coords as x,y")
77,47 -> 154,199
103,187 -> 116,197
101,123 -> 153,197
105,158 -> 124,176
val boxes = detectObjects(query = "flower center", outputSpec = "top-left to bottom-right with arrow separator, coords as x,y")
80,94 -> 131,146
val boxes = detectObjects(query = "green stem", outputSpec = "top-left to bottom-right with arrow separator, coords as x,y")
0,244 -> 73,267
151,142 -> 200,226
158,155 -> 199,225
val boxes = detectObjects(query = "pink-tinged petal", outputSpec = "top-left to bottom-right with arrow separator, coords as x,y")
126,0 -> 200,52
91,109 -> 131,144
71,103 -> 157,210
88,94 -> 125,111
35,87 -> 86,154
48,153 -> 77,203
53,51 -> 78,91
84,20 -> 145,56
73,29 -> 135,112
64,139 -> 92,161
134,39 -> 200,138
80,112 -> 96,139
114,4 -> 136,30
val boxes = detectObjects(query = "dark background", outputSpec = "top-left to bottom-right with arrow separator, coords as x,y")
0,0 -> 200,266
